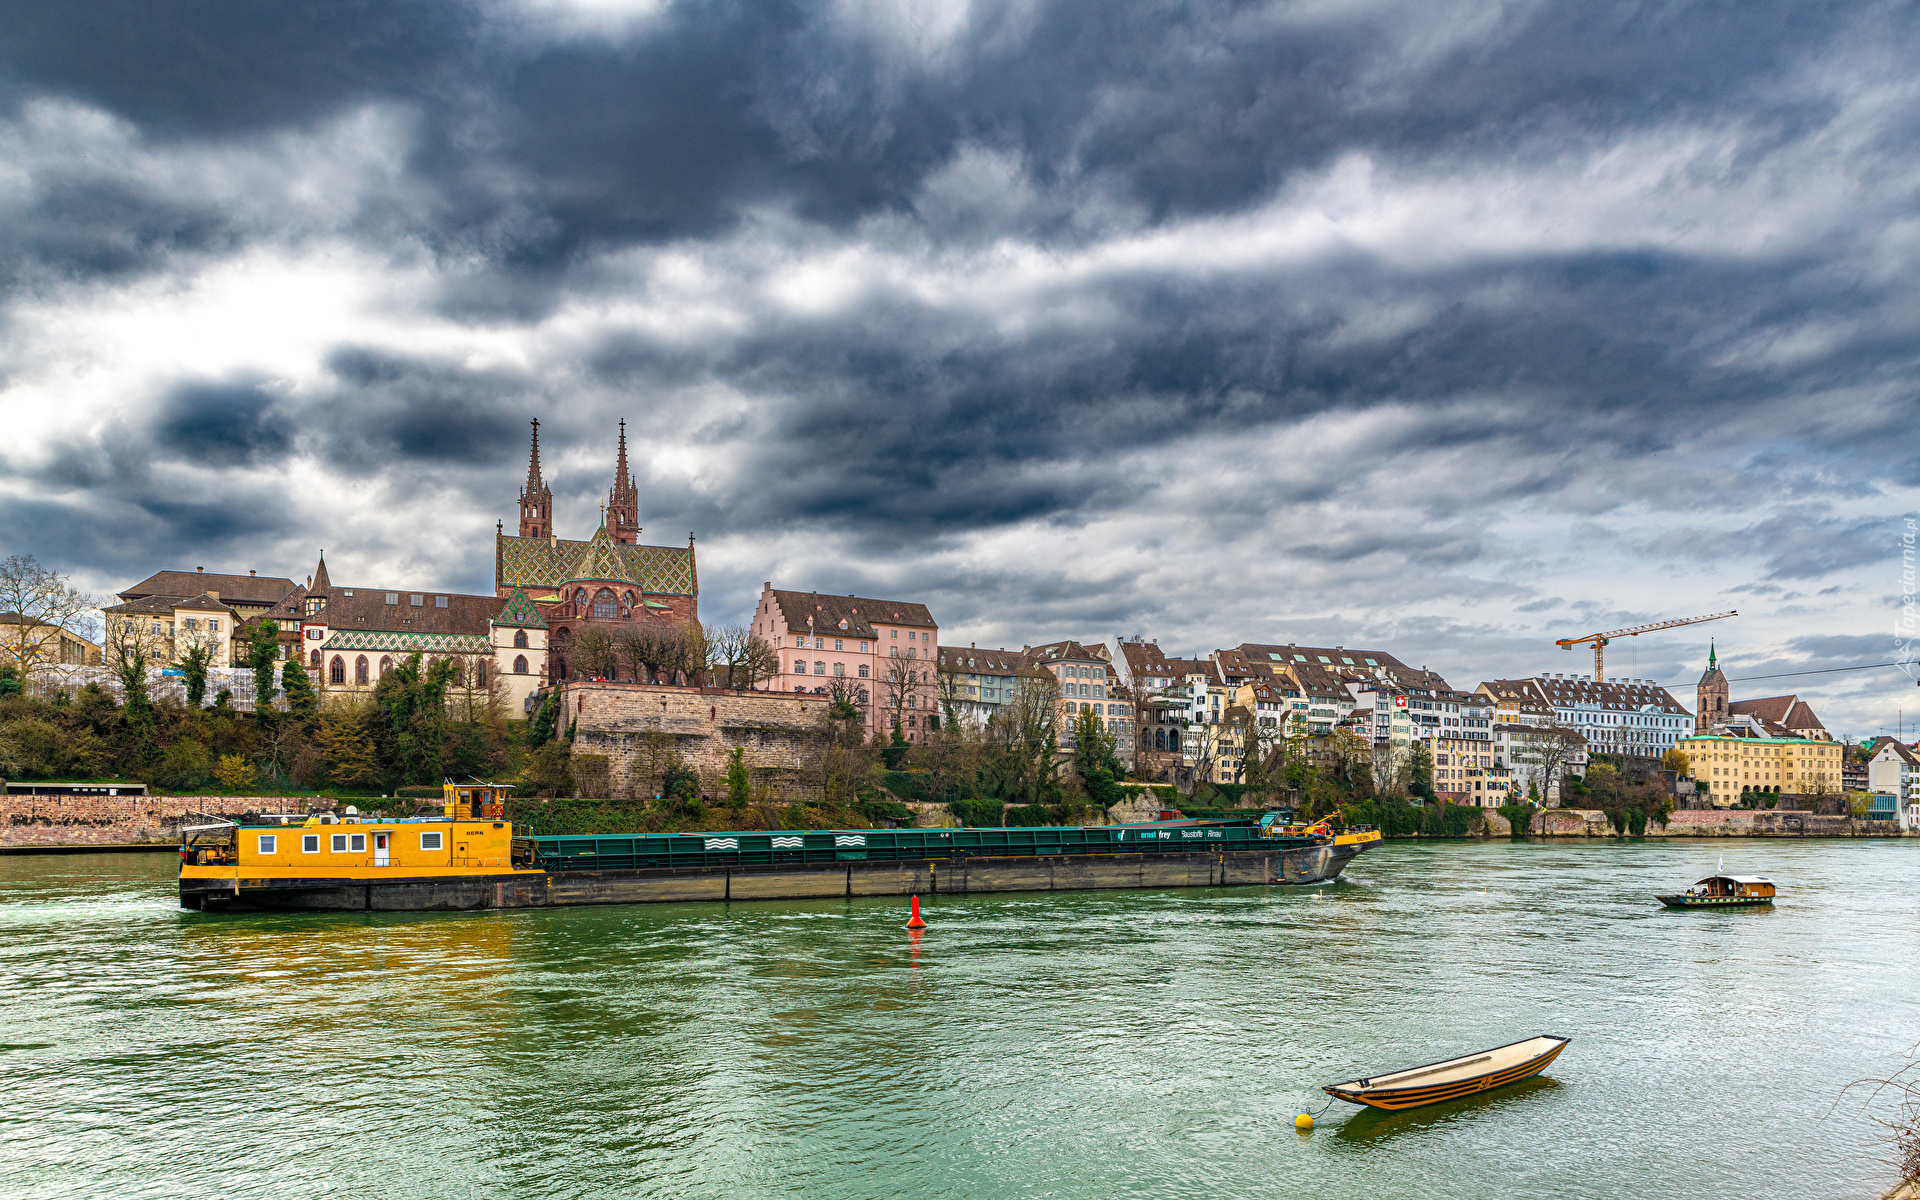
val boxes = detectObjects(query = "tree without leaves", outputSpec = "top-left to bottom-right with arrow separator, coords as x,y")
0,556 -> 99,691
574,627 -> 618,680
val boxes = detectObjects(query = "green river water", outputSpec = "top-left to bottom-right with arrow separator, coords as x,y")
2,838 -> 1915,1199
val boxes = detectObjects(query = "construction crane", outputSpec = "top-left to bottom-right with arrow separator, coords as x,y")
1554,611 -> 1737,681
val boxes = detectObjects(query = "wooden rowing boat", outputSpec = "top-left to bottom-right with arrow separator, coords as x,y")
1324,1035 -> 1570,1111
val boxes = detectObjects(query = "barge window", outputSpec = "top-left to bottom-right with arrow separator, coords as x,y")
303,835 -> 320,853
258,835 -> 277,855
350,834 -> 366,852
421,832 -> 443,851
331,834 -> 348,852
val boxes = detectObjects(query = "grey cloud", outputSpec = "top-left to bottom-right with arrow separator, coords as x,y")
153,379 -> 294,468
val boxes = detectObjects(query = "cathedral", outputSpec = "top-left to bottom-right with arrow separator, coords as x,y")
495,420 -> 700,682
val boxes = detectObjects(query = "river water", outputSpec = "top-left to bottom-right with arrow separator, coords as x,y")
2,838 -> 1915,1199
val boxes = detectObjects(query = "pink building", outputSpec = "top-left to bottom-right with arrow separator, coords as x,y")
750,585 -> 941,742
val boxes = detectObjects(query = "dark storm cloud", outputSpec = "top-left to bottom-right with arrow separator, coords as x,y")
1,0 -> 1916,731
153,379 -> 294,467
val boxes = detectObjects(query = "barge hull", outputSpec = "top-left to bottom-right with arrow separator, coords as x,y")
183,842 -> 1366,912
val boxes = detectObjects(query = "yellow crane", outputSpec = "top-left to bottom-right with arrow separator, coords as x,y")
1554,611 -> 1737,681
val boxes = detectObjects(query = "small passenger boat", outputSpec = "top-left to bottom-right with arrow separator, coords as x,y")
1324,1035 -> 1570,1111
1655,874 -> 1775,908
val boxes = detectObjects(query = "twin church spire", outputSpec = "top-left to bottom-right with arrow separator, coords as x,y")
516,419 -> 640,545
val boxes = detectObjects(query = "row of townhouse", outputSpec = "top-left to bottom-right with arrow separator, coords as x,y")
1099,636 -> 1728,807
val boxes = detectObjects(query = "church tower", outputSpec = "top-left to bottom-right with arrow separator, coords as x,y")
1696,640 -> 1728,734
607,419 -> 641,545
519,420 -> 553,539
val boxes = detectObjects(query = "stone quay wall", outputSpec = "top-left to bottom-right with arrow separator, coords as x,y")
562,682 -> 833,803
1,795 -> 303,849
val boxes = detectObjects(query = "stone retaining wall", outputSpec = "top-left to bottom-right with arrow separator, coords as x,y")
1502,807 -> 1899,837
1,795 -> 307,848
563,682 -> 832,802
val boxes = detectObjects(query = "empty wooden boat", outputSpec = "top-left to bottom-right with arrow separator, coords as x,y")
1655,874 -> 1775,909
1324,1035 -> 1570,1111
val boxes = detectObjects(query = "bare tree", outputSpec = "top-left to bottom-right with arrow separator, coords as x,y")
616,623 -> 667,683
705,623 -> 750,689
0,555 -> 100,690
1371,743 -> 1410,798
668,620 -> 708,686
574,628 -> 618,680
1523,723 -> 1586,806
880,651 -> 933,728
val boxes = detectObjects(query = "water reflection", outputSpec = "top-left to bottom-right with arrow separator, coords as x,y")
1331,1076 -> 1564,1144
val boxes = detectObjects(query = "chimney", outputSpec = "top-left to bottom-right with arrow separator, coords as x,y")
196,566 -> 204,573
249,570 -> 257,577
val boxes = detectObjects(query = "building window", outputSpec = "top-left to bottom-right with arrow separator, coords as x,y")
183,617 -> 199,631
379,655 -> 393,676
858,664 -> 870,678
303,834 -> 320,853
594,589 -> 618,620
794,659 -> 806,674
833,662 -> 845,677
421,832 -> 443,851
355,656 -> 369,684
891,630 -> 898,639
331,656 -> 345,684
834,639 -> 843,651
476,661 -> 488,686
258,835 -> 277,855
514,629 -> 528,649
815,661 -> 826,675
350,834 -> 367,852
514,655 -> 529,674
311,649 -> 322,670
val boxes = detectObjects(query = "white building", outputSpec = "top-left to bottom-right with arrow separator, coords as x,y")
1478,674 -> 1691,760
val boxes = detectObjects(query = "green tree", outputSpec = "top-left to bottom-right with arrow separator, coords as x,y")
280,653 -> 318,729
0,663 -> 20,698
176,641 -> 214,709
108,626 -> 154,745
725,745 -> 750,808
1661,746 -> 1691,776
1069,707 -> 1125,810
881,721 -> 911,769
528,688 -> 559,748
317,709 -> 384,792
1408,741 -> 1435,800
248,621 -> 281,712
370,652 -> 460,784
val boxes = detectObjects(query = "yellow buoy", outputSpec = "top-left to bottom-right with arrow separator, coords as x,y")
1295,1113 -> 1314,1130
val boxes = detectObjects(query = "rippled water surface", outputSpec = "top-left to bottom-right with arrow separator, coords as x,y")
3,838 -> 1916,1199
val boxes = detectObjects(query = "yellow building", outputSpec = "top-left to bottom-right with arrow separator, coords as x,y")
1675,733 -> 1842,808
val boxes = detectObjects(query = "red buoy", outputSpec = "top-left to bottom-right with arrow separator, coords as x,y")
905,895 -> 927,928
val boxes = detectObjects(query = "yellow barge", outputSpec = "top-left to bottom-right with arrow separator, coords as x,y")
179,787 -> 1380,913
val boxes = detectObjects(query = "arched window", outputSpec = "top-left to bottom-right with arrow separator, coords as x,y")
514,655 -> 529,675
593,588 -> 618,620
379,655 -> 393,676
310,649 -> 321,671
513,629 -> 528,649
476,661 -> 488,686
355,656 -> 369,684
1168,730 -> 1180,753
330,656 -> 345,684
553,658 -> 568,680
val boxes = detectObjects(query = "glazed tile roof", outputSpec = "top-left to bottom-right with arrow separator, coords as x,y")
498,530 -> 695,594
495,588 -> 548,628
318,630 -> 494,655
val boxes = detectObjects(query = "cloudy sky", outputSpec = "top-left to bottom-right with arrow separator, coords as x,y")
2,0 -> 1917,736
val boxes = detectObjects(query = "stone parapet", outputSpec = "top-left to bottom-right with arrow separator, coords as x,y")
1,795 -> 312,848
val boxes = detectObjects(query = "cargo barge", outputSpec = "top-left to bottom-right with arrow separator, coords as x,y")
178,784 -> 1380,913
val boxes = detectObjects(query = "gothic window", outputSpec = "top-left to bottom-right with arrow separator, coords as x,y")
514,629 -> 528,649
593,589 -> 618,620
624,591 -> 636,607
377,655 -> 392,676
355,656 -> 369,684
514,655 -> 528,675
331,656 -> 345,684
476,661 -> 488,686
310,650 -> 321,671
